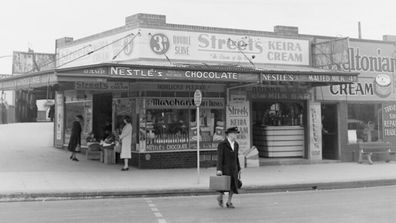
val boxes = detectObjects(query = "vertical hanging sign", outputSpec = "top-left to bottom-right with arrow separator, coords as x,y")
308,101 -> 322,160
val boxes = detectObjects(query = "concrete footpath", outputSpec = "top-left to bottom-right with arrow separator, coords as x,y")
1,122 -> 396,202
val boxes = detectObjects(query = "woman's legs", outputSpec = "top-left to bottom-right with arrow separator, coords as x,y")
123,159 -> 129,168
217,192 -> 224,207
227,192 -> 233,204
70,151 -> 78,161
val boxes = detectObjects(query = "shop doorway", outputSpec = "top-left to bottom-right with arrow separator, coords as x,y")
252,100 -> 306,159
93,93 -> 113,141
321,104 -> 338,160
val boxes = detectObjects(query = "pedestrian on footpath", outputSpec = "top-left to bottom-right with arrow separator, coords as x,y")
68,115 -> 83,161
216,127 -> 241,208
119,115 -> 132,171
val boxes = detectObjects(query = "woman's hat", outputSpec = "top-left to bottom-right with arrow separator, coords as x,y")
225,127 -> 240,134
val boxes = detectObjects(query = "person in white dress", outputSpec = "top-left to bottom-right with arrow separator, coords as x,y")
119,116 -> 132,171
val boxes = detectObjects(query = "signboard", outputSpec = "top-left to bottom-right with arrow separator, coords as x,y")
132,82 -> 225,92
145,97 -> 224,109
75,81 -> 129,91
383,103 -> 396,148
308,102 -> 322,160
226,92 -> 251,155
57,28 -> 310,68
109,67 -> 259,82
12,51 -> 55,74
316,40 -> 396,101
248,85 -> 311,100
194,89 -> 202,106
261,73 -> 357,83
316,76 -> 395,101
312,38 -> 349,70
64,66 -> 259,83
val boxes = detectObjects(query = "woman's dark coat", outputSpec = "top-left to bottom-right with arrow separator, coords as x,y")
217,138 -> 241,194
68,120 -> 82,152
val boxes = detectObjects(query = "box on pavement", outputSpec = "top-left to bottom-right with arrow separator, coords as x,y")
209,175 -> 230,191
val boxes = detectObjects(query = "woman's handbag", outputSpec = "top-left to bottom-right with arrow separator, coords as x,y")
237,178 -> 243,189
237,172 -> 242,189
114,141 -> 121,153
75,145 -> 81,153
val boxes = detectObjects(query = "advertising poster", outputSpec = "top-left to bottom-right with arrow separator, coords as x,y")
383,103 -> 396,148
226,92 -> 250,155
57,28 -> 309,68
308,102 -> 322,160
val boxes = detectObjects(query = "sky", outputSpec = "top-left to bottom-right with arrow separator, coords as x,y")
1,0 -> 396,74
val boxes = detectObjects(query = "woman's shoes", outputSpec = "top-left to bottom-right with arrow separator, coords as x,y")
216,195 -> 223,207
72,157 -> 79,162
226,202 -> 235,209
121,167 -> 129,171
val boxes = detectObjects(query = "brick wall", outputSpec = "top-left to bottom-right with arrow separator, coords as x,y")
131,150 -> 217,169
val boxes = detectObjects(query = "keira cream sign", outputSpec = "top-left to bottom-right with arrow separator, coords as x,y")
57,28 -> 310,68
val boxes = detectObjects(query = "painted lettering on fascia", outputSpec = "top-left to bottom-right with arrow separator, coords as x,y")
338,48 -> 396,73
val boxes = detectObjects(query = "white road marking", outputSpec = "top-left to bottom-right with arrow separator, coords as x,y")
154,212 -> 163,218
144,198 -> 167,223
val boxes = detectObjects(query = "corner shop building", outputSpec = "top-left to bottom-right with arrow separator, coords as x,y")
0,14 -> 362,168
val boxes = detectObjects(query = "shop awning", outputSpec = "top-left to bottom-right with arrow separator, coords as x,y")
0,62 -> 359,91
0,71 -> 58,91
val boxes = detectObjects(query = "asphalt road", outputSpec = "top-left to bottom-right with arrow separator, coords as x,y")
1,185 -> 396,223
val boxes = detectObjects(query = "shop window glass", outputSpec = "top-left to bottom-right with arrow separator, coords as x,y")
190,109 -> 225,144
144,109 -> 189,145
253,101 -> 304,126
140,108 -> 225,151
347,104 -> 382,143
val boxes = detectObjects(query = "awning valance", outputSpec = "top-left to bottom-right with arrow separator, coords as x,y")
0,63 -> 359,90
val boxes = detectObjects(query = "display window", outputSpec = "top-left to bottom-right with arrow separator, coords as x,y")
140,108 -> 225,151
190,108 -> 225,144
347,104 -> 382,143
252,101 -> 305,126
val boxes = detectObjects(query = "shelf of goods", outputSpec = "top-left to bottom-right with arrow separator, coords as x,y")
253,125 -> 304,158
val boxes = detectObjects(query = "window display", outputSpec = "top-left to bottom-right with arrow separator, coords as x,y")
140,108 -> 225,151
253,101 -> 304,126
190,109 -> 225,147
347,104 -> 382,143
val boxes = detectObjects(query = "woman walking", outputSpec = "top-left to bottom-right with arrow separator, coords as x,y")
119,116 -> 132,171
216,127 -> 241,208
68,115 -> 83,161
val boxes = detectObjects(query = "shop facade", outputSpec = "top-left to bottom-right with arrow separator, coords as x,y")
0,13 -> 363,168
315,38 -> 396,162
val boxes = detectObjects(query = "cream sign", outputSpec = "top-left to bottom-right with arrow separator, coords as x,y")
316,40 -> 396,101
57,28 -> 310,68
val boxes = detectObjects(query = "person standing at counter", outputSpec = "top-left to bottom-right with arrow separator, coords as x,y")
119,116 -> 132,171
68,115 -> 83,161
216,127 -> 241,208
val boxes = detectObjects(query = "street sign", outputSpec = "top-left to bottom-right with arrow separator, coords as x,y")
194,89 -> 202,184
194,89 -> 202,107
